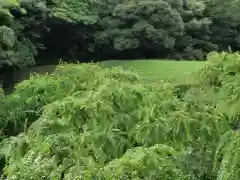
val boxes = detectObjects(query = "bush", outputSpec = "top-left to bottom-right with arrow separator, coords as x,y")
197,52 -> 240,86
193,52 -> 240,179
97,144 -> 184,179
0,63 -> 140,137
0,63 -> 183,179
2,59 -> 240,179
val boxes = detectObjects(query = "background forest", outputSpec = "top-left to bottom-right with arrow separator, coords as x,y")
1,0 -> 240,69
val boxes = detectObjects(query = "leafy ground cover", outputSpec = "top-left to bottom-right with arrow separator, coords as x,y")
1,52 -> 240,179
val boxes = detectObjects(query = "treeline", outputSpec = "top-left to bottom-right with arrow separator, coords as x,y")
0,0 -> 240,68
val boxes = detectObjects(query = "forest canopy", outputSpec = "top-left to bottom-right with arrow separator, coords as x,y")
0,0 -> 239,68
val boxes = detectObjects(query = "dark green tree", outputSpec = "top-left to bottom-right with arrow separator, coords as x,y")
204,0 -> 240,51
94,0 -> 185,58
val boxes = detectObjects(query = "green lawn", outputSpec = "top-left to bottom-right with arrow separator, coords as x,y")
101,60 -> 205,84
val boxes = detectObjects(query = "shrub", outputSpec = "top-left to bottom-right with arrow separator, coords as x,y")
2,60 -> 240,179
97,144 -> 185,179
197,52 -> 240,87
190,52 -> 240,179
0,64 -> 183,179
0,63 -> 140,137
196,51 -> 240,129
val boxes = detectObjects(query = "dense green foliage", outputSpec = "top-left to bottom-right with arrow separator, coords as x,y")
0,0 -> 36,69
41,0 -> 218,60
0,0 -> 240,178
0,52 -> 240,179
0,0 -> 240,70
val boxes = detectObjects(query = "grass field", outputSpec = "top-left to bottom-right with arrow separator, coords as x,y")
101,60 -> 205,84
7,60 -> 205,94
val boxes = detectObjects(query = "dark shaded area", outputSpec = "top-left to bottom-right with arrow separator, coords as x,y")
0,157 -> 6,175
9,7 -> 25,18
0,66 -> 16,95
0,65 -> 57,94
182,0 -> 189,9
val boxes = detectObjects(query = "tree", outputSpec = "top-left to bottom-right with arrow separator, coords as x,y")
94,0 -> 185,58
204,0 -> 240,51
0,0 -> 37,69
0,0 -> 240,67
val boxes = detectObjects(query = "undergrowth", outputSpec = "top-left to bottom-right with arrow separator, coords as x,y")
1,53 -> 240,179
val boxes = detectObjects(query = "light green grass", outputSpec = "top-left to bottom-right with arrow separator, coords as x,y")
101,60 -> 205,84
